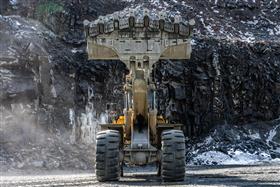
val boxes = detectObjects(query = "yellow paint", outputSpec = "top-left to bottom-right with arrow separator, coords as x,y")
157,115 -> 166,124
113,115 -> 125,125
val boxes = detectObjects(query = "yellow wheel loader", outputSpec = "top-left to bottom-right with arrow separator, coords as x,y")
83,8 -> 195,182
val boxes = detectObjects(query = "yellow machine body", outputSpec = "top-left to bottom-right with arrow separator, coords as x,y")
84,8 -> 194,165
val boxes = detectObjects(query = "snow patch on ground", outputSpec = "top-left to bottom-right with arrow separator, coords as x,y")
189,150 -> 280,165
187,120 -> 280,166
189,150 -> 272,165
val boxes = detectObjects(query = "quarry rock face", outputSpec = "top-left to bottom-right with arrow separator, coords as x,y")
156,38 -> 280,136
0,15 -> 124,171
0,15 -> 126,140
0,15 -> 76,132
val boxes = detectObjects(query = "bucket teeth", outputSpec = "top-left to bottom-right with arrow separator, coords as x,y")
83,8 -> 195,37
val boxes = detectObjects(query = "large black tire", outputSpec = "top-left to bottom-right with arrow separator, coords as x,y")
161,129 -> 186,182
95,130 -> 121,181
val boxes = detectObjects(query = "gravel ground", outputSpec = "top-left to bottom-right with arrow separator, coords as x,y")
1,165 -> 279,187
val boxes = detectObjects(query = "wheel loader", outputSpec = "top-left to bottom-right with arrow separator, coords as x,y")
83,8 -> 195,182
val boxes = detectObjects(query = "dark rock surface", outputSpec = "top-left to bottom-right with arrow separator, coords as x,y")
0,15 -> 77,131
156,38 -> 280,136
0,15 -> 125,170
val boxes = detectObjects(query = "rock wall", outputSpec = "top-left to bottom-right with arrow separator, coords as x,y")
0,15 -> 75,136
0,16 -> 125,170
155,38 -> 280,136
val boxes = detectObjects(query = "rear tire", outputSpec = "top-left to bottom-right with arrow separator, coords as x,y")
95,130 -> 121,181
161,129 -> 186,182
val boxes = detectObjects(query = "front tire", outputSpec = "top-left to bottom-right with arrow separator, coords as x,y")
95,130 -> 121,181
161,130 -> 186,182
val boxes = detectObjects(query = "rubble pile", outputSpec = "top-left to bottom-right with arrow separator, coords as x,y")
186,118 -> 280,165
0,135 -> 95,171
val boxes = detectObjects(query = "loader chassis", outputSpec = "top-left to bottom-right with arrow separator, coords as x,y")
84,8 -> 194,181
